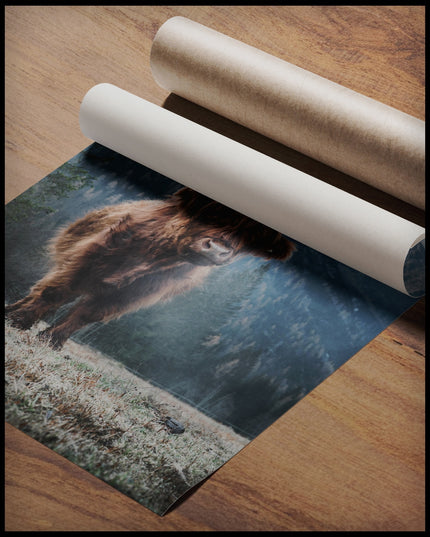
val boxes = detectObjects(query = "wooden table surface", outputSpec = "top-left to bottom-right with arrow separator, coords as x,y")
5,6 -> 425,531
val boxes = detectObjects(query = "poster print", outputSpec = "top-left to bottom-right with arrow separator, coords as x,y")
5,143 -> 417,514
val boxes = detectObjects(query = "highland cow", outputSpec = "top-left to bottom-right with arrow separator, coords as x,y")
6,188 -> 294,349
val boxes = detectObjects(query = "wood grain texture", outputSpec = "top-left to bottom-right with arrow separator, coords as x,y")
5,5 -> 425,531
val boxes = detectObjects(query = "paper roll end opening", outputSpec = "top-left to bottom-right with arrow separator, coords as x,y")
150,17 -> 189,88
79,83 -> 115,138
403,238 -> 425,297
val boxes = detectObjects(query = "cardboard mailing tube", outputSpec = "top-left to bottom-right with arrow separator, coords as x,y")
150,17 -> 425,210
80,84 -> 424,296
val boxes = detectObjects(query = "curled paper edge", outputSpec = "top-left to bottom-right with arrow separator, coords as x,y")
79,83 -> 425,297
403,238 -> 425,297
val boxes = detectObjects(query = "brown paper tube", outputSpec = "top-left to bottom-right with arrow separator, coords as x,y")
150,17 -> 425,210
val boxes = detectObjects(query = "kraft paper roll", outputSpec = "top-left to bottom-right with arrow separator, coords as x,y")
150,16 -> 425,210
80,84 -> 424,296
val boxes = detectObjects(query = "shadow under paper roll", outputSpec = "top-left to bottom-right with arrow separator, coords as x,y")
404,239 -> 425,297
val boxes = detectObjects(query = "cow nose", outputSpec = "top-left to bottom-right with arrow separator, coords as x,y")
203,239 -> 233,263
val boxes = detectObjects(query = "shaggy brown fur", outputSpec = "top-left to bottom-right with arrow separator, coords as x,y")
6,188 -> 294,349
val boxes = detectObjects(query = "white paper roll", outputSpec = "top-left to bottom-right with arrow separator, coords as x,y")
79,83 -> 425,296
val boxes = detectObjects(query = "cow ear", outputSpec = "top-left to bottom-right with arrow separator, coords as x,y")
105,215 -> 134,248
